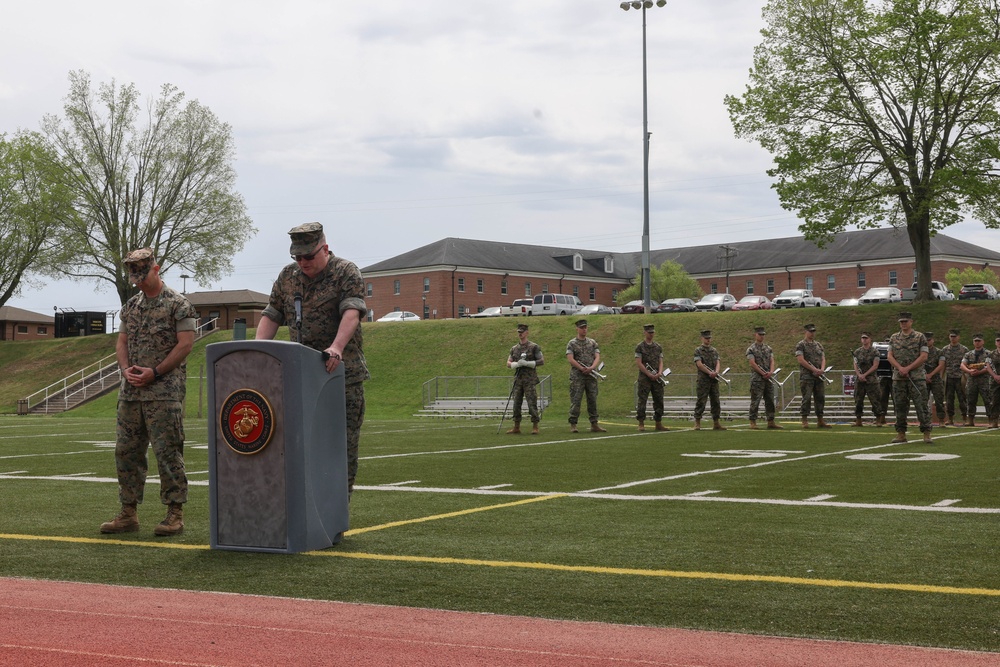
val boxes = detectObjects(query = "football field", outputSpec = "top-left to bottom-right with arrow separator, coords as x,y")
1,415 -> 998,652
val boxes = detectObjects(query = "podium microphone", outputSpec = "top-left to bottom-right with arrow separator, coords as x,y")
293,292 -> 303,343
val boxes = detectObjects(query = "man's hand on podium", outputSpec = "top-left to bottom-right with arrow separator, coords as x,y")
323,347 -> 342,373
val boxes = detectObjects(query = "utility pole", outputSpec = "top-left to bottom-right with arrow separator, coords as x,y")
717,245 -> 738,294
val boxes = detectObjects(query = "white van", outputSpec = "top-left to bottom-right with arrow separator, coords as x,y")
530,293 -> 583,316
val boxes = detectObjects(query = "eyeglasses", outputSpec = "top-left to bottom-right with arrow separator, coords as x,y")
291,247 -> 324,262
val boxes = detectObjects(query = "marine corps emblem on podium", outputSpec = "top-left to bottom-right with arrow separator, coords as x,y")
220,389 -> 275,455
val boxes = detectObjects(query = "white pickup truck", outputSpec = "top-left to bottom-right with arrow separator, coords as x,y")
771,289 -> 825,308
499,298 -> 533,317
901,281 -> 954,301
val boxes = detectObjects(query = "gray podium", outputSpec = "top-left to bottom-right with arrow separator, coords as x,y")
206,340 -> 349,553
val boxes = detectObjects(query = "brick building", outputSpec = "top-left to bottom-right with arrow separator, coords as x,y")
360,229 -> 1000,320
0,306 -> 55,341
185,289 -> 269,330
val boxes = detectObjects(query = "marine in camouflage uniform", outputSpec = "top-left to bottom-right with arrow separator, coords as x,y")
795,324 -> 830,428
101,248 -> 197,536
960,334 -> 992,426
851,332 -> 883,425
988,336 -> 1000,428
942,330 -> 969,425
634,323 -> 666,431
922,333 -> 946,425
887,312 -> 930,441
506,323 -> 544,434
746,326 -> 780,429
693,330 -> 725,430
258,222 -> 370,494
566,319 -> 604,432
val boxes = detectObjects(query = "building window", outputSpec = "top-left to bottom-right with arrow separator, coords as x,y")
767,278 -> 775,294
17,325 -> 27,334
366,310 -> 374,322
612,288 -> 618,302
827,274 -> 835,290
805,276 -> 813,291
573,254 -> 583,271
457,278 -> 465,292
604,256 -> 614,273
424,305 -> 430,319
366,282 -> 373,297
710,283 -> 718,294
572,286 -> 579,297
423,277 -> 430,293
501,280 -> 508,296
524,282 -> 531,297
542,283 -> 549,294
913,268 -> 919,281
37,326 -> 48,335
857,271 -> 866,288
746,280 -> 754,295
888,270 -> 897,286
589,287 -> 596,300
457,305 -> 465,317
393,280 -> 400,295
477,279 -> 484,294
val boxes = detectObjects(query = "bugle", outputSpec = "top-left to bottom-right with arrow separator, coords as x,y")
646,364 -> 670,385
817,365 -> 835,385
715,367 -> 731,385
591,361 -> 607,381
768,367 -> 782,387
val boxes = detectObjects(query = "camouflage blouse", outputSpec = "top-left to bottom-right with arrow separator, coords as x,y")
262,256 -> 370,385
745,342 -> 773,382
943,343 -> 969,379
795,339 -> 825,378
509,341 -> 544,382
889,330 -> 928,381
853,345 -> 880,375
693,344 -> 720,377
635,340 -> 663,379
119,286 -> 197,402
566,337 -> 600,378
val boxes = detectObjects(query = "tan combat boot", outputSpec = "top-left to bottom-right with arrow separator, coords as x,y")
854,418 -> 863,427
590,422 -> 607,433
923,432 -> 933,444
876,415 -> 886,427
767,420 -> 783,430
655,420 -> 668,431
100,504 -> 139,534
694,419 -> 701,431
570,424 -> 579,433
637,420 -> 645,432
713,419 -> 727,431
967,418 -> 976,427
748,420 -> 758,430
154,503 -> 184,537
892,431 -> 907,443
506,420 -> 521,435
801,418 -> 809,429
531,422 -> 540,435
818,418 -> 832,429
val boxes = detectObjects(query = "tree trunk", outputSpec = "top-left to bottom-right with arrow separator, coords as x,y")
907,213 -> 934,302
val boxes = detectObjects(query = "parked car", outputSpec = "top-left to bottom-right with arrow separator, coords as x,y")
467,306 -> 503,318
694,293 -> 737,311
499,298 -> 534,316
578,304 -> 615,315
771,289 -> 825,308
901,281 -> 953,301
620,299 -> 659,314
731,295 -> 772,311
656,298 -> 697,313
958,283 -> 999,300
836,297 -> 861,307
530,293 -> 583,316
376,310 -> 421,322
858,287 -> 902,304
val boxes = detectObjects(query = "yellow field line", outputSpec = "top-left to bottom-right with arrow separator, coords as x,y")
345,493 -> 568,535
2,532 -> 998,597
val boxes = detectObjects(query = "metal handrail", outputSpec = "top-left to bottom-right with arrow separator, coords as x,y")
23,353 -> 119,411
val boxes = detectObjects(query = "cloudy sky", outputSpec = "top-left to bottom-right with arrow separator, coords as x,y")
3,0 -> 996,317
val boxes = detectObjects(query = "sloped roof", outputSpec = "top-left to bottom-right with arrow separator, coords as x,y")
362,228 -> 1000,278
0,306 -> 54,323
184,289 -> 269,306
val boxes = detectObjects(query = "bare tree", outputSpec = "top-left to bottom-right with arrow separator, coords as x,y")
41,70 -> 256,304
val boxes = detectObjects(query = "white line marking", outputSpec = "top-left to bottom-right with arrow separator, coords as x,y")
477,484 -> 513,490
932,499 -> 962,507
686,490 -> 720,497
383,480 -> 421,486
806,494 -> 837,501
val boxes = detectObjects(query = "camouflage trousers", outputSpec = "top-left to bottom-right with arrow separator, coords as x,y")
945,376 -> 967,420
893,377 -> 931,433
511,375 -> 540,424
877,377 -> 893,416
115,400 -> 187,506
346,382 -> 365,492
694,376 -> 721,420
748,379 -> 775,421
635,376 -> 664,422
966,376 -> 992,421
853,378 -> 883,419
990,380 -> 1000,421
568,375 -> 599,425
926,377 -> 945,420
799,376 -> 826,418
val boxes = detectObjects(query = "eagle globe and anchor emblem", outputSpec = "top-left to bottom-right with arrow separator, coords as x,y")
220,389 -> 275,455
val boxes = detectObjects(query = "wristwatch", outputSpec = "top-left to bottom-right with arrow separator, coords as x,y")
153,367 -> 162,381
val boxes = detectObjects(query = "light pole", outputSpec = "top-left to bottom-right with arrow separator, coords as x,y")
620,0 -> 666,315
180,274 -> 191,293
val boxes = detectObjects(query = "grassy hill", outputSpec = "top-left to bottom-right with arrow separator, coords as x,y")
2,300 -> 997,419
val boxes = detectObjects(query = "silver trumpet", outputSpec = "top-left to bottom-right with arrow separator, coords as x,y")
715,367 -> 731,385
817,365 -> 835,385
591,361 -> 607,381
646,364 -> 671,385
768,367 -> 782,387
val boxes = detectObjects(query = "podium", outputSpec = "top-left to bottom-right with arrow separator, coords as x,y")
206,340 -> 349,553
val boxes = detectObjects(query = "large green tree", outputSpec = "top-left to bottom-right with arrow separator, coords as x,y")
41,71 -> 256,304
726,0 -> 1000,301
0,132 -> 76,307
617,260 -> 704,305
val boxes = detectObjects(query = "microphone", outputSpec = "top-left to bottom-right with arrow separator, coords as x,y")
293,292 -> 303,330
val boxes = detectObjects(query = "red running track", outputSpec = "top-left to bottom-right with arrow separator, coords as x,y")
1,577 -> 998,666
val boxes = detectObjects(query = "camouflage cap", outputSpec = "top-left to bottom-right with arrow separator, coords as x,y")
995,333 -> 1000,340
575,319 -> 588,328
949,329 -> 960,336
897,311 -> 913,321
804,323 -> 816,332
643,323 -> 655,332
754,327 -> 766,335
288,222 -> 324,256
700,329 -> 712,338
516,323 -> 529,333
924,332 -> 934,339
123,247 -> 155,283
860,331 -> 871,338
972,332 -> 984,341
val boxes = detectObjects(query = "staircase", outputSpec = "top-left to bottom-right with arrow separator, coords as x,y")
22,355 -> 121,415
